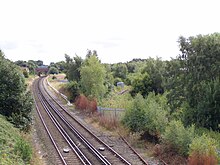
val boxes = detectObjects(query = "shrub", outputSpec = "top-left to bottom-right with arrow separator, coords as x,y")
188,134 -> 218,165
195,127 -> 220,149
144,92 -> 169,137
75,94 -> 97,112
66,81 -> 80,102
121,94 -> 147,132
162,120 -> 195,156
122,93 -> 169,139
14,138 -> 32,163
23,70 -> 29,78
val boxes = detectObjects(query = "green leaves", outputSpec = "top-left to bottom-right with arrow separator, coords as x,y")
168,33 -> 220,130
122,92 -> 169,138
0,50 -> 33,131
80,55 -> 107,99
162,120 -> 195,156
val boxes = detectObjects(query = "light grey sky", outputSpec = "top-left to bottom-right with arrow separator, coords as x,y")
0,0 -> 220,64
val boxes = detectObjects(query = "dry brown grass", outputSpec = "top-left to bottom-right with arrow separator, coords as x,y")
97,115 -> 119,131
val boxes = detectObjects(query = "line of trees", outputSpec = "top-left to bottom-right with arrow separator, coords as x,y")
63,33 -> 220,133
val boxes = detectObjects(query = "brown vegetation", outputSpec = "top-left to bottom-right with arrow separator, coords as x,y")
97,115 -> 119,131
188,153 -> 218,165
75,94 -> 97,113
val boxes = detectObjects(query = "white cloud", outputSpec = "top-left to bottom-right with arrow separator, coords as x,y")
0,0 -> 220,64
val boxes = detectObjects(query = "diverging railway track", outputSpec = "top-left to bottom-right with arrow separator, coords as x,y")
32,77 -> 149,165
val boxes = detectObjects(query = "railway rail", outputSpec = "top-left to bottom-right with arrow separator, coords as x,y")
33,76 -> 167,165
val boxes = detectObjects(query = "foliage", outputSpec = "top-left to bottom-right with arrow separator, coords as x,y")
114,77 -> 122,86
162,120 -> 195,156
65,81 -> 80,102
0,50 -> 33,130
99,91 -> 132,109
65,54 -> 83,82
103,64 -> 114,94
143,93 -> 169,137
128,58 -> 166,98
170,33 -> 220,130
0,115 -> 29,164
112,63 -> 128,80
129,73 -> 153,97
122,93 -> 169,138
75,94 -> 97,112
122,94 -> 147,132
48,66 -> 59,74
188,134 -> 218,165
195,127 -> 220,148
14,138 -> 32,162
164,59 -> 185,112
80,55 -> 107,99
23,69 -> 29,78
15,60 -> 38,75
141,57 -> 165,94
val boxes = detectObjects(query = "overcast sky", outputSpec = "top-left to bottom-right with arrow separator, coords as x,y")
0,0 -> 220,64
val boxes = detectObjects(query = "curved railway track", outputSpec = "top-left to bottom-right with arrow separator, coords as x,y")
33,76 -> 167,165
33,77 -> 136,164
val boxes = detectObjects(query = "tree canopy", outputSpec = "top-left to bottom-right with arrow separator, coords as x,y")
0,50 -> 33,130
80,55 -> 107,99
168,33 -> 220,130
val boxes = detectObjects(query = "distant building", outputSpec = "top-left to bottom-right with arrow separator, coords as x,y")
35,65 -> 49,75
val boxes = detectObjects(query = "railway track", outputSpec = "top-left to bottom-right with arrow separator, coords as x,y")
33,76 -> 167,165
33,77 -> 134,164
34,78 -> 92,165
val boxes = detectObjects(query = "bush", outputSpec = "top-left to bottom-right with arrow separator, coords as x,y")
23,70 -> 29,78
122,94 -> 147,132
144,93 -> 169,137
66,81 -> 80,102
188,134 -> 218,165
162,120 -> 195,156
75,94 -> 97,113
14,138 -> 32,163
122,93 -> 169,139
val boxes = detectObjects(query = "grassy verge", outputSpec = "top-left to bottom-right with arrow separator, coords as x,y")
0,115 -> 31,165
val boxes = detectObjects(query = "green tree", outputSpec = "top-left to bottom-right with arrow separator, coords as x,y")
65,54 -> 83,82
54,61 -> 66,73
27,60 -> 37,74
169,33 -> 220,130
112,63 -> 128,80
48,66 -> 59,74
0,50 -> 33,131
80,55 -> 106,99
36,60 -> 43,66
130,73 -> 153,97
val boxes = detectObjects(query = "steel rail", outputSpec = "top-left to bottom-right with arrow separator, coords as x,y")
33,93 -> 67,165
38,78 -> 112,165
38,94 -> 91,165
43,77 -> 132,165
